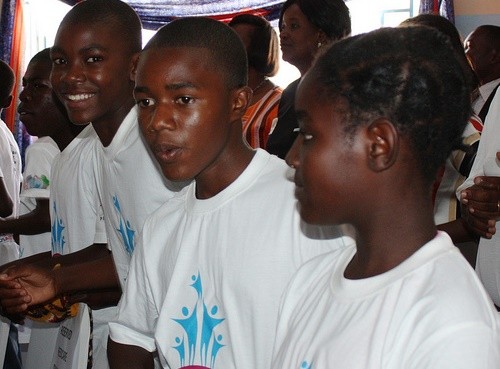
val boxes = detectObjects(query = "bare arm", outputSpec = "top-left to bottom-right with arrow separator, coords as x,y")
437,218 -> 477,244
108,339 -> 155,369
0,198 -> 50,235
0,243 -> 120,313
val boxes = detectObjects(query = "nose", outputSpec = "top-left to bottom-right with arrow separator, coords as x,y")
142,104 -> 176,134
19,87 -> 30,102
280,29 -> 289,43
56,61 -> 86,85
285,135 -> 301,169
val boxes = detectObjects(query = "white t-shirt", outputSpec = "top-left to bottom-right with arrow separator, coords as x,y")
50,124 -> 106,255
457,89 -> 500,306
272,231 -> 500,369
0,119 -> 21,264
109,149 -> 353,369
19,136 -> 59,258
94,106 -> 184,288
50,124 -> 112,369
0,120 -> 21,220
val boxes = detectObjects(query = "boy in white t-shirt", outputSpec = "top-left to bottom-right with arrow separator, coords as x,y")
0,58 -> 22,369
0,49 -> 81,259
107,17 -> 352,369
0,60 -> 21,266
0,1 -> 182,366
270,26 -> 500,369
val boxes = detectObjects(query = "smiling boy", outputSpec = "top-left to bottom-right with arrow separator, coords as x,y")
0,0 -> 183,367
107,17 -> 352,369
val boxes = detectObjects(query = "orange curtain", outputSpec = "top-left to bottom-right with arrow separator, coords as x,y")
4,0 -> 24,132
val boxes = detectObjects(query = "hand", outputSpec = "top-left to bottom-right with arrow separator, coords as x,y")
0,273 -> 31,316
460,176 -> 500,239
0,264 -> 58,312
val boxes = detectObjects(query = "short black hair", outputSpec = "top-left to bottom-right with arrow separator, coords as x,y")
310,26 -> 470,182
474,25 -> 500,51
30,48 -> 51,67
400,14 -> 478,93
0,59 -> 15,107
61,0 -> 142,54
229,14 -> 279,77
279,0 -> 351,41
144,17 -> 248,89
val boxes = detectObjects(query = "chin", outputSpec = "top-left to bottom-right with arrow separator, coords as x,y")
298,203 -> 334,226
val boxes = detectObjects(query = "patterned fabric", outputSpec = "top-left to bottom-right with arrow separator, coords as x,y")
243,86 -> 282,149
58,0 -> 285,28
25,264 -> 80,323
419,0 -> 454,22
0,0 -> 29,167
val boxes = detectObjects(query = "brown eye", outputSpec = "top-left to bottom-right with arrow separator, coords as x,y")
137,98 -> 155,107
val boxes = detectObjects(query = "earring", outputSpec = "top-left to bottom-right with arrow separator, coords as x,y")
317,42 -> 322,49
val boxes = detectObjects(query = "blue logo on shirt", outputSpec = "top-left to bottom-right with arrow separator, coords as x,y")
112,195 -> 135,255
172,272 -> 226,368
51,202 -> 65,255
301,361 -> 313,369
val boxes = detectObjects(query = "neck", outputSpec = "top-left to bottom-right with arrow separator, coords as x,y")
53,131 -> 78,151
344,182 -> 436,279
92,99 -> 135,147
195,125 -> 255,199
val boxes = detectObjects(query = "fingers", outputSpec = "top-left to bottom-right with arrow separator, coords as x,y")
473,176 -> 500,191
466,212 -> 496,238
467,199 -> 500,219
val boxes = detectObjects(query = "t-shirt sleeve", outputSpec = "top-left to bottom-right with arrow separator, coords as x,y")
108,229 -> 158,352
406,322 -> 500,369
21,142 -> 58,199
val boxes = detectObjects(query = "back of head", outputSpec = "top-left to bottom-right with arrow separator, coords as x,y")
400,14 -> 479,93
144,17 -> 248,89
310,26 -> 470,183
279,0 -> 351,41
61,0 -> 142,54
228,14 -> 279,76
0,59 -> 15,108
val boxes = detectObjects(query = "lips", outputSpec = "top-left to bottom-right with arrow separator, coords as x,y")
17,105 -> 33,119
151,142 -> 183,164
65,93 -> 95,101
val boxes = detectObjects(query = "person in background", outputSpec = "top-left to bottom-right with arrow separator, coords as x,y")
459,88 -> 500,308
0,48 -> 82,259
229,14 -> 282,149
0,60 -> 21,266
464,25 -> 500,121
0,59 -> 22,369
266,0 -> 351,159
457,26 -> 500,308
272,25 -> 500,369
0,48 -> 85,368
400,14 -> 483,266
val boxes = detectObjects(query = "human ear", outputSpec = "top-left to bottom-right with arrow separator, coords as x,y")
366,118 -> 398,172
316,30 -> 328,49
0,95 -> 13,109
129,52 -> 140,82
230,86 -> 252,121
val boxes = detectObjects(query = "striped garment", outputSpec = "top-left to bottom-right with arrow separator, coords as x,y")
242,86 -> 282,149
